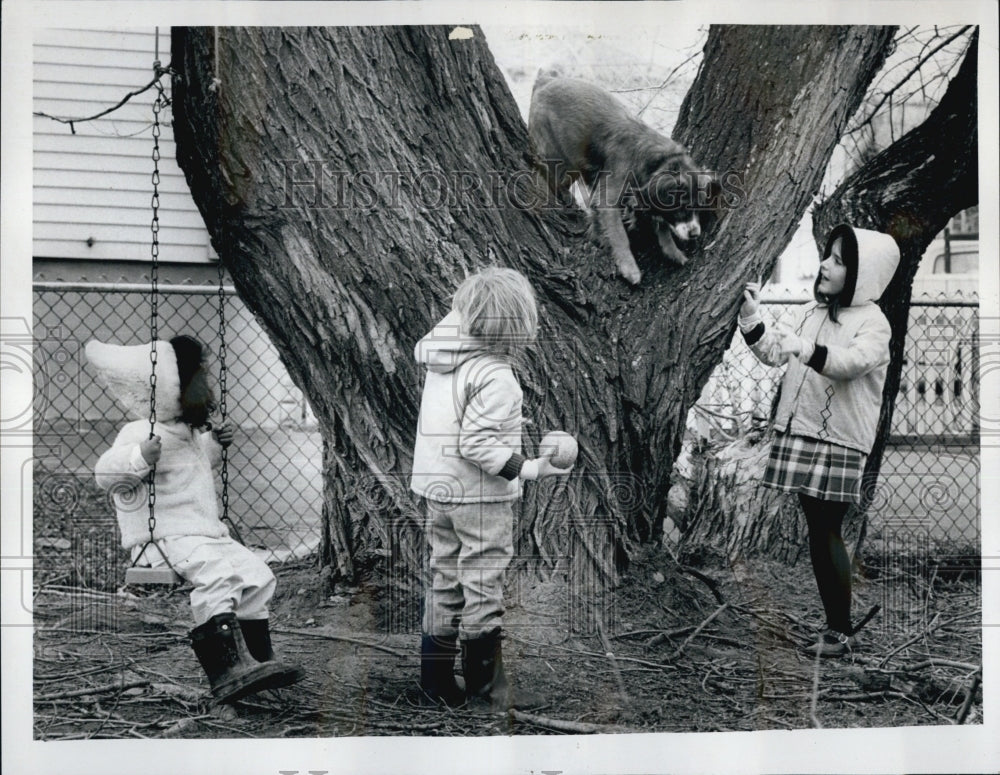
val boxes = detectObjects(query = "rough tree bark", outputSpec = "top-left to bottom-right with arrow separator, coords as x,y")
684,31 -> 978,562
169,25 -> 894,583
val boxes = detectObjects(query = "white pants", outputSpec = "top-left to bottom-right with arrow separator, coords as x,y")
133,535 -> 276,626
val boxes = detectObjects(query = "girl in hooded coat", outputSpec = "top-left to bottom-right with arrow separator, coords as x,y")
89,335 -> 303,701
739,224 -> 900,656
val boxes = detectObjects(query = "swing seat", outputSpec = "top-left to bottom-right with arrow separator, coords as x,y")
124,566 -> 182,586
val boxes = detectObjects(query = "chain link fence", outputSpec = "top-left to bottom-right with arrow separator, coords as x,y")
692,291 -> 980,555
33,282 -> 321,592
32,283 -> 979,593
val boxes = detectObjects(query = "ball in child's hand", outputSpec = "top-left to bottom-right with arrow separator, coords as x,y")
541,431 -> 578,468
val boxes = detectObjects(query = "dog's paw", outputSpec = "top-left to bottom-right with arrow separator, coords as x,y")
618,263 -> 643,285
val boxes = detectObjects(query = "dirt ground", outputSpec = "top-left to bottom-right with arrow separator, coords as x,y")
32,541 -> 982,739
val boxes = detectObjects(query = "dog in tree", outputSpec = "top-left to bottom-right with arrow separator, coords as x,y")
529,75 -> 718,284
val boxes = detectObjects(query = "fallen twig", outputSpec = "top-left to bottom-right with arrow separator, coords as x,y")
731,605 -> 812,645
161,715 -> 212,738
879,611 -> 978,667
36,679 -> 149,702
887,691 -> 957,726
149,682 -> 205,704
809,647 -> 823,729
276,627 -> 410,657
901,658 -> 979,673
510,709 -> 634,734
35,663 -> 124,684
512,637 -> 679,672
643,626 -> 695,649
680,566 -> 725,604
596,618 -> 630,706
955,669 -> 982,725
668,602 -> 730,661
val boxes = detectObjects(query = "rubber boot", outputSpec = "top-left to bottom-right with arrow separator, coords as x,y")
239,618 -> 306,686
461,628 -> 545,711
189,612 -> 295,703
419,634 -> 465,707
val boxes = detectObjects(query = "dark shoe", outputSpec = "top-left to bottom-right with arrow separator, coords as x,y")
461,628 -> 545,711
804,628 -> 859,658
239,618 -> 306,686
189,613 -> 296,703
419,634 -> 465,707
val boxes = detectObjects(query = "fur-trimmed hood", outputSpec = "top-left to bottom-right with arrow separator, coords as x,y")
85,339 -> 183,422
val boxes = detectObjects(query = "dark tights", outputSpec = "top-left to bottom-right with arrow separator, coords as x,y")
798,493 -> 852,633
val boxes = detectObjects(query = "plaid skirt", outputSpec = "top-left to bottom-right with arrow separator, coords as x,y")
763,433 -> 866,503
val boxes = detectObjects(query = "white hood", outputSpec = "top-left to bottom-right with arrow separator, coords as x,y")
825,224 -> 901,306
85,339 -> 182,422
413,310 -> 490,375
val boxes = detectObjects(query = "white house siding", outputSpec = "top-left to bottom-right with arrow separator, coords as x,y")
33,27 -> 212,263
32,28 -> 313,430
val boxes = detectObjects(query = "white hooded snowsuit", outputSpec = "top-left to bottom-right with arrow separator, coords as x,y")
88,340 -> 275,625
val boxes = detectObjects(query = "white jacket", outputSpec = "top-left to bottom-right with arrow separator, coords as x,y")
741,226 -> 900,454
95,419 -> 229,549
85,337 -> 228,550
410,311 -> 524,503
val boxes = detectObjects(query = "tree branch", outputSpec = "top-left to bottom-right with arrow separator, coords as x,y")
33,68 -> 173,134
850,26 -> 972,135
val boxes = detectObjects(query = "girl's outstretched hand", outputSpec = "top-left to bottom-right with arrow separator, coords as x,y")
741,280 -> 761,318
213,422 -> 235,448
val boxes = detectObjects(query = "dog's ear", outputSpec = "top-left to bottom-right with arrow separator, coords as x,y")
532,68 -> 561,97
640,150 -> 687,182
643,168 -> 691,213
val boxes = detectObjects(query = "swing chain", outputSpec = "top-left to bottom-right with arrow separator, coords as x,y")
128,35 -> 183,583
147,82 -> 165,538
216,258 -> 231,526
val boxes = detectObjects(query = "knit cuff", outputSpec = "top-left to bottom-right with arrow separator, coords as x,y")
806,344 -> 828,373
741,322 -> 766,346
497,452 -> 525,481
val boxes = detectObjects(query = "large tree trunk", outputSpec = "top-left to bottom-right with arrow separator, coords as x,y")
169,25 -> 894,584
683,31 -> 978,562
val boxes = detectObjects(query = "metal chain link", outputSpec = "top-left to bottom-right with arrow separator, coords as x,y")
147,77 -> 163,540
216,257 -> 237,539
137,56 -> 181,578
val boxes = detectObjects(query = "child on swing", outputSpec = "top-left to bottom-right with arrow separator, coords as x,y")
738,224 -> 899,657
88,334 -> 304,702
411,267 -> 573,709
